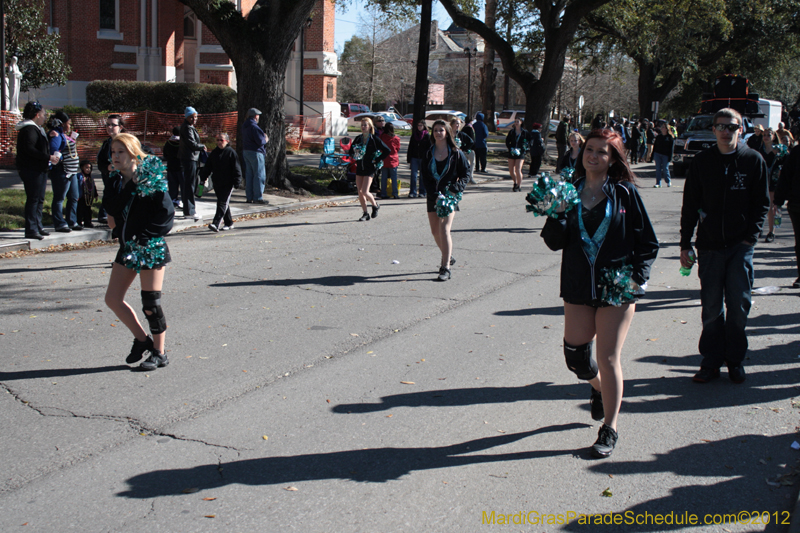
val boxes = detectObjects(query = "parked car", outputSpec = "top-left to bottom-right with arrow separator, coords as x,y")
424,110 -> 466,128
341,103 -> 372,126
403,113 -> 414,124
497,109 -> 525,131
350,112 -> 412,131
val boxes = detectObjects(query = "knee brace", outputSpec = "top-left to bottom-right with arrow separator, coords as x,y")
564,339 -> 598,380
141,290 -> 167,334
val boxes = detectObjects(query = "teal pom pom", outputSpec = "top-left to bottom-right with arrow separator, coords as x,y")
525,172 -> 579,218
435,190 -> 462,217
352,143 -> 365,161
775,144 -> 788,158
122,237 -> 167,273
599,265 -> 640,306
560,166 -> 576,183
135,156 -> 168,197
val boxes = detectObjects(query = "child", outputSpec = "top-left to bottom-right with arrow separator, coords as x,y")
77,160 -> 98,228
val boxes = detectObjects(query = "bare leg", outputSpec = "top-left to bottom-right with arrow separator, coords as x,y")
105,263 -> 147,342
507,159 -> 514,186
513,159 -> 524,186
356,175 -> 376,212
427,211 -> 442,251
140,267 -> 166,353
593,303 -> 635,430
438,213 -> 454,267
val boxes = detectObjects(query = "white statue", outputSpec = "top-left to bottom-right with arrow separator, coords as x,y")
8,56 -> 22,114
3,74 -> 8,112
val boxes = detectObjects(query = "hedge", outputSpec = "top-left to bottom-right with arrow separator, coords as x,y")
86,81 -> 237,114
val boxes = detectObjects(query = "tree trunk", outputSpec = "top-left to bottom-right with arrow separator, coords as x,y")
636,60 -> 684,120
180,0 -> 319,193
412,0 -> 432,126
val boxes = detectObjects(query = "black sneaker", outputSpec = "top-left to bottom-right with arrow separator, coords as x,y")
38,230 -> 50,236
728,365 -> 746,384
590,387 -> 604,421
358,212 -> 370,222
127,335 -> 154,364
437,266 -> 451,281
71,225 -> 84,231
793,277 -> 800,289
765,232 -> 775,243
55,226 -> 71,233
592,424 -> 618,458
449,256 -> 456,266
371,204 -> 380,218
692,366 -> 720,383
139,350 -> 169,371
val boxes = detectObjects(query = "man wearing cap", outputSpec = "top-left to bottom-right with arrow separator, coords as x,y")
242,108 -> 269,204
180,106 -> 207,220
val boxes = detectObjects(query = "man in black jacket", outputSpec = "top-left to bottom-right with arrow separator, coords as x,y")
179,106 -> 207,220
679,108 -> 769,385
200,133 -> 242,232
96,114 -> 124,224
555,115 -> 569,172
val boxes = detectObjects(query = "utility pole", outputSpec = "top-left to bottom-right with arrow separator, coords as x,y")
412,0 -> 432,126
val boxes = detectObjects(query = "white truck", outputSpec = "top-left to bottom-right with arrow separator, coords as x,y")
752,99 -> 783,130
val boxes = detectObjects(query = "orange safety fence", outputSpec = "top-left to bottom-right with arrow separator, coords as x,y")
0,110 -> 329,167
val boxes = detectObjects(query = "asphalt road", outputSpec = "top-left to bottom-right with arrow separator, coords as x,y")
1,170 -> 799,532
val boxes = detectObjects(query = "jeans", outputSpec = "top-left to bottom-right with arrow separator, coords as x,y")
474,146 -> 487,172
167,168 -> 184,206
466,151 -> 475,182
381,166 -> 399,198
409,158 -> 426,196
697,243 -> 755,369
51,170 -> 79,228
19,169 -> 47,235
243,150 -> 265,201
212,181 -> 234,227
180,159 -> 198,216
638,143 -> 647,162
654,153 -> 671,185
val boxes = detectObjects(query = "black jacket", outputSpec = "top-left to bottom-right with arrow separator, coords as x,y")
455,130 -> 474,153
98,137 -> 113,178
505,128 -> 528,158
541,178 -> 659,301
15,122 -> 50,172
680,143 -> 769,250
407,131 -> 431,161
653,133 -> 674,158
104,164 -> 175,245
528,130 -> 545,157
200,145 -> 242,189
349,133 -> 390,175
162,139 -> 181,172
559,150 -> 579,172
421,145 -> 469,196
179,121 -> 205,161
775,147 -> 800,211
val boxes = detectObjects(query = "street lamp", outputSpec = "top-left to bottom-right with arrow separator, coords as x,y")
299,17 -> 313,119
463,47 -> 477,119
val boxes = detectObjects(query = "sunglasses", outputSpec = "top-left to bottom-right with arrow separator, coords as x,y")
713,123 -> 740,132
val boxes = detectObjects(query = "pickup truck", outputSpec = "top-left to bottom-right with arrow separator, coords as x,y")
672,114 -> 755,176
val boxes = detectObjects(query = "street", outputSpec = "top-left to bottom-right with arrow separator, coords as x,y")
1,170 -> 799,532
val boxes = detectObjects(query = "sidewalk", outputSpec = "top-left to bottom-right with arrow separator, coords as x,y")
0,148 -> 519,252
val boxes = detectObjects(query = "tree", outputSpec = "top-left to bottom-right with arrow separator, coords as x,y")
6,0 -> 70,92
177,0 -> 321,192
481,0 -> 498,130
437,0 -> 613,128
583,0 -> 800,119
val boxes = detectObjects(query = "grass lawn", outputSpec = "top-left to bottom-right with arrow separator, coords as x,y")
0,189 -> 101,230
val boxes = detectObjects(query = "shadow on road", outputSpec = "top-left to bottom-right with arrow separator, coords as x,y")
118,424 -> 588,498
0,365 -> 129,381
210,272 -> 434,288
562,433 -> 797,532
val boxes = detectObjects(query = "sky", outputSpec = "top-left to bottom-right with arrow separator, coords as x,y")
333,1 -> 455,54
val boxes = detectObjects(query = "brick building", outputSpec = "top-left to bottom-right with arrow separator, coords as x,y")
31,0 -> 341,123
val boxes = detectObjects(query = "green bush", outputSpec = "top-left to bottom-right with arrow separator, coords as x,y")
86,81 -> 237,114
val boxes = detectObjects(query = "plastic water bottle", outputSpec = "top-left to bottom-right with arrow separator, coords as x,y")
775,209 -> 782,228
679,250 -> 695,276
196,181 -> 204,198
